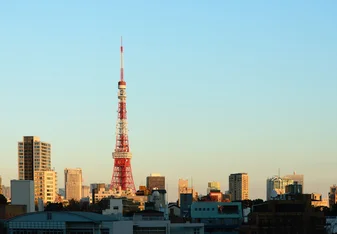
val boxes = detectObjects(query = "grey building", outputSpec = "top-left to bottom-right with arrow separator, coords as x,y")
180,193 -> 193,217
5,211 -> 131,233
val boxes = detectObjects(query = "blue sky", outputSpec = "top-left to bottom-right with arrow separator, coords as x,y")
0,1 -> 336,201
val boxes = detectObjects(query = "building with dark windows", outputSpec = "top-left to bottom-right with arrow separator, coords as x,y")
146,173 -> 165,192
240,194 -> 326,234
191,202 -> 243,233
18,136 -> 51,181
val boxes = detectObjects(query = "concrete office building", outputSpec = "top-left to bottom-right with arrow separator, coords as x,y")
18,136 -> 51,181
82,185 -> 90,198
266,176 -> 293,200
284,171 -> 304,191
34,170 -> 57,204
178,179 -> 194,203
64,168 -> 82,201
11,180 -> 35,213
229,173 -> 249,201
329,185 -> 337,207
146,173 -> 165,192
207,181 -> 221,194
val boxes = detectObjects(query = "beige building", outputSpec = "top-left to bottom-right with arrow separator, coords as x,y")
284,171 -> 304,191
207,181 -> 221,194
178,179 -> 195,201
18,136 -> 51,180
82,185 -> 90,198
266,176 -> 294,200
64,168 -> 82,201
229,173 -> 249,201
34,170 -> 57,204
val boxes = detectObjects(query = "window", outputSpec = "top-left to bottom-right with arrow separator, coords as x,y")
194,228 -> 200,234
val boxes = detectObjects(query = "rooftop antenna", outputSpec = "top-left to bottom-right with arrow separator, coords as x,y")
278,168 -> 280,177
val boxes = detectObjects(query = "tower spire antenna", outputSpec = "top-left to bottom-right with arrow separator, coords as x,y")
120,36 -> 124,82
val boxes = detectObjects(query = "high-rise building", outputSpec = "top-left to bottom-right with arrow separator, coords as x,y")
64,168 -> 82,201
82,185 -> 90,198
0,175 -> 2,194
329,185 -> 337,208
146,173 -> 165,192
284,171 -> 304,191
266,176 -> 294,200
18,136 -> 51,180
110,38 -> 136,192
229,173 -> 249,201
207,181 -> 221,194
34,170 -> 57,204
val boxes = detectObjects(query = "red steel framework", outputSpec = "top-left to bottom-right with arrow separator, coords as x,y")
110,37 -> 136,192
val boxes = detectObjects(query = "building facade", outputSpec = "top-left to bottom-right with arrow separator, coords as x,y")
207,181 -> 220,194
34,170 -> 57,204
18,136 -> 51,181
0,176 -> 2,194
146,173 -> 165,192
82,185 -> 90,198
191,202 -> 243,233
229,173 -> 249,201
11,180 -> 35,213
329,184 -> 337,207
64,168 -> 82,201
284,171 -> 304,191
266,176 -> 294,200
1,185 -> 11,200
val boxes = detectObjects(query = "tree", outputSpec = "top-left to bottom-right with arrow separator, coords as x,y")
65,199 -> 81,211
0,194 -> 7,205
45,202 -> 64,211
252,199 -> 264,206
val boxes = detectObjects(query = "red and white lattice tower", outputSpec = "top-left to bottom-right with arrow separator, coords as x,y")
110,37 -> 136,192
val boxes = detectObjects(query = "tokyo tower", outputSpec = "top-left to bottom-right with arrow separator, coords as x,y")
110,37 -> 136,192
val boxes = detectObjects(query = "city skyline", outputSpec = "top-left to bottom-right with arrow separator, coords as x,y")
1,1 -> 337,202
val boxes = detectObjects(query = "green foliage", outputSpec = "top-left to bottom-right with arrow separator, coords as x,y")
65,199 -> 81,211
45,202 -> 64,211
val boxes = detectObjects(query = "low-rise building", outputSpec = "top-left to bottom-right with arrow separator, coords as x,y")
0,204 -> 26,219
191,202 -> 243,233
241,194 -> 326,234
5,211 -> 204,234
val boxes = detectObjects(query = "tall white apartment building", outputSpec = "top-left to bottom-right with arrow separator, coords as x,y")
18,136 -> 51,180
229,173 -> 249,201
64,168 -> 82,201
34,170 -> 57,204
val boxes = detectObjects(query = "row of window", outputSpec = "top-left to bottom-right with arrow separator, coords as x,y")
195,207 -> 215,211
